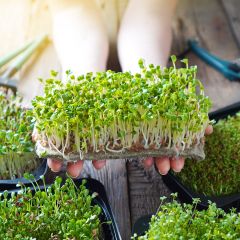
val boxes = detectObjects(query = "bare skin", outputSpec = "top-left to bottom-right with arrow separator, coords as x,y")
118,0 -> 178,72
47,0 -> 213,177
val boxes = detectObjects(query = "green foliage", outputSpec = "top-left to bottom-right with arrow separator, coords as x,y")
0,176 -> 101,239
32,57 -> 211,159
0,91 -> 36,179
176,113 -> 240,196
134,195 -> 240,240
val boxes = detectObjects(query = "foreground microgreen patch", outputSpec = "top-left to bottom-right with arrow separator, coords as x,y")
0,176 -> 101,239
0,91 -> 36,179
134,195 -> 240,239
32,57 -> 211,160
176,113 -> 240,196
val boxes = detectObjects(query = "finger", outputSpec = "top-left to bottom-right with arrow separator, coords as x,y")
47,158 -> 63,172
205,125 -> 213,135
155,157 -> 170,175
170,157 -> 185,173
67,160 -> 84,178
32,127 -> 38,142
32,134 -> 37,142
92,160 -> 106,170
143,157 -> 154,168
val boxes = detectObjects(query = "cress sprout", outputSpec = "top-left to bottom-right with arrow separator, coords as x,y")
0,176 -> 101,239
0,91 -> 36,179
32,57 -> 211,160
176,112 -> 240,196
133,195 -> 240,239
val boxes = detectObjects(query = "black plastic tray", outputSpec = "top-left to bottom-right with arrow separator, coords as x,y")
0,158 -> 48,191
162,101 -> 240,211
132,215 -> 152,237
162,172 -> 240,211
1,178 -> 121,240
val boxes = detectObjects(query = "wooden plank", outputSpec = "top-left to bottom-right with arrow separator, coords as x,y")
221,0 -> 240,48
172,0 -> 240,110
128,0 -> 240,228
127,159 -> 171,226
81,160 -> 131,240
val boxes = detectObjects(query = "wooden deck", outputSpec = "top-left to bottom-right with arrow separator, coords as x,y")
1,0 -> 240,239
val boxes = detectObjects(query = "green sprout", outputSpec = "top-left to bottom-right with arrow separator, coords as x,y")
0,91 -> 37,179
176,113 -> 240,196
133,195 -> 240,239
32,57 -> 211,160
0,177 -> 101,239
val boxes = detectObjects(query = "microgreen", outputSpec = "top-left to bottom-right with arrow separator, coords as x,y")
176,113 -> 240,196
134,194 -> 240,239
0,176 -> 101,239
32,57 -> 211,160
0,91 -> 36,179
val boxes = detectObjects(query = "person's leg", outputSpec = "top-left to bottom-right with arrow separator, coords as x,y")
48,0 -> 109,75
117,0 -> 177,73
47,0 -> 108,176
118,0 -> 184,174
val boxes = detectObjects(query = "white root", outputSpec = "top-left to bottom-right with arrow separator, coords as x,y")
40,116 -> 209,160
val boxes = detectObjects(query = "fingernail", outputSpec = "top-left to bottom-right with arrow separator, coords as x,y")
172,167 -> 183,173
159,170 -> 168,175
68,172 -> 81,179
71,174 -> 80,179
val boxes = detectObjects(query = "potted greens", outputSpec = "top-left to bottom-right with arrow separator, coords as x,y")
132,194 -> 240,239
162,101 -> 240,211
0,91 -> 47,189
32,57 -> 211,163
0,175 -> 120,239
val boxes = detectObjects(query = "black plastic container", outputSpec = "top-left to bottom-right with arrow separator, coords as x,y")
0,158 -> 48,191
162,101 -> 240,211
132,215 -> 152,237
1,178 -> 121,240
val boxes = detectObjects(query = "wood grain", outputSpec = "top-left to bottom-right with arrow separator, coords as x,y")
172,0 -> 240,111
221,0 -> 240,48
81,160 -> 130,240
127,158 -> 171,227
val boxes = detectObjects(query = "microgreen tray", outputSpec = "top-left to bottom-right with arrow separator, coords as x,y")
1,178 -> 121,240
162,101 -> 240,212
0,158 -> 47,191
33,58 -> 211,163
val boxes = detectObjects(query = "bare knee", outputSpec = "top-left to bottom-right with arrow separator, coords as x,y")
118,0 -> 177,72
48,0 -> 109,74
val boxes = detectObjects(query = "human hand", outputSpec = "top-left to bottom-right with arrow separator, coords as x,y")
143,125 -> 213,175
47,159 -> 106,178
32,128 -> 106,178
